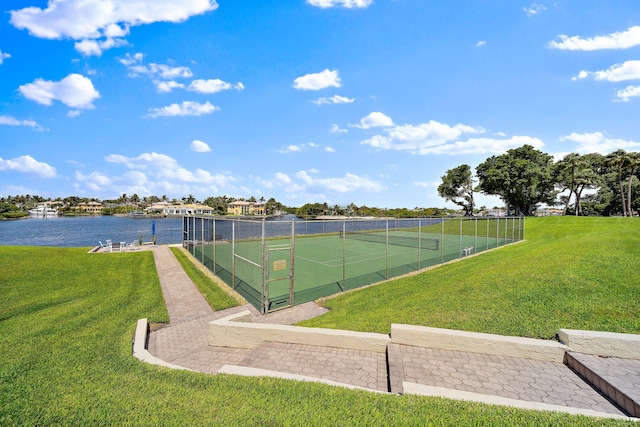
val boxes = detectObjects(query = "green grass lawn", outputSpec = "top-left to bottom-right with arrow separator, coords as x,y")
170,247 -> 240,311
300,216 -> 640,339
1,217 -> 638,426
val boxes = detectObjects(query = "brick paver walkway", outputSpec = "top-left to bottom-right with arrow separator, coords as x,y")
146,245 -> 633,418
389,344 -> 624,415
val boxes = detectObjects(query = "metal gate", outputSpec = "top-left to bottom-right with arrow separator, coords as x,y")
264,246 -> 294,312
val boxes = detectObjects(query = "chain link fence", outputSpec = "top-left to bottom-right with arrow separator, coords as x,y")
183,216 -> 525,313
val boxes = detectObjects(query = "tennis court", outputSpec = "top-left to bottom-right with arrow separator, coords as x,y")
184,216 -> 524,313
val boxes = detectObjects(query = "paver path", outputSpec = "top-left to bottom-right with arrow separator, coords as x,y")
152,245 -> 214,322
390,344 -> 624,415
146,246 -> 633,419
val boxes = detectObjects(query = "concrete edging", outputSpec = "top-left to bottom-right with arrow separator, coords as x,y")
559,329 -> 640,359
391,324 -> 568,362
133,318 -> 192,371
218,365 -> 385,393
209,310 -> 390,352
402,383 -> 637,421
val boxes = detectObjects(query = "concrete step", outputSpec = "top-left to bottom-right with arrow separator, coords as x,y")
564,352 -> 640,417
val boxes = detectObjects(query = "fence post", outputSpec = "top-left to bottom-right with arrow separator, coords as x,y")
200,217 -> 204,265
440,218 -> 444,264
385,219 -> 389,280
261,218 -> 266,314
231,222 -> 236,290
341,220 -> 346,292
418,218 -> 421,270
213,218 -> 216,274
459,218 -> 463,259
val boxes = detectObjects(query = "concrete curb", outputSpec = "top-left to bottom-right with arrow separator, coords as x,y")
218,365 -> 385,393
132,318 -> 192,371
559,329 -> 640,359
209,310 -> 390,352
402,383 -> 638,421
391,324 -> 568,362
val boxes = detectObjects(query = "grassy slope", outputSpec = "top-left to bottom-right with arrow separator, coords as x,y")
0,233 -> 637,426
170,247 -> 239,311
301,217 -> 640,338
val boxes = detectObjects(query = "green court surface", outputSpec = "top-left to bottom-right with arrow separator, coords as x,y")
193,231 -> 505,312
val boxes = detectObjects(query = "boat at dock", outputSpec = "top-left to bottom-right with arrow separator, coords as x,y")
28,205 -> 59,218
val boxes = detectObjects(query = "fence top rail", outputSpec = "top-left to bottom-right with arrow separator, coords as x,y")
186,216 -> 525,223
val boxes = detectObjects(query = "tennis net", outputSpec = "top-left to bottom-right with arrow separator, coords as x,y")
340,230 -> 439,250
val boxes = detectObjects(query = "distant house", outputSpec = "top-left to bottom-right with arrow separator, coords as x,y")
536,208 -> 563,217
484,209 -> 506,217
146,202 -> 213,216
76,201 -> 104,214
227,201 -> 265,216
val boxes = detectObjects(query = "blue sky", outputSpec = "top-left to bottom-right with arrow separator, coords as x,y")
2,0 -> 640,209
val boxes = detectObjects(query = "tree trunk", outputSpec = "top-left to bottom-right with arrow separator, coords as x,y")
618,163 -> 627,217
575,185 -> 584,216
563,189 -> 573,216
627,166 -> 637,216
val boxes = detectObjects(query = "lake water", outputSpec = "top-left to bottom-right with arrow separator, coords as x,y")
0,216 -> 184,247
0,214 -> 442,247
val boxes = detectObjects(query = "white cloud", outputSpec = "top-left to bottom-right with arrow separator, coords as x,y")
188,79 -> 244,93
573,60 -> 640,82
350,112 -> 394,129
0,155 -> 57,178
279,142 -> 320,153
413,181 -> 434,188
476,41 -> 486,47
81,153 -> 236,195
313,95 -> 354,105
549,26 -> 640,51
524,4 -> 546,17
280,145 -> 302,153
325,146 -> 336,153
0,115 -> 39,128
66,110 -> 81,118
330,123 -> 348,133
296,170 -> 383,193
306,0 -> 373,8
293,69 -> 341,91
74,170 -> 112,190
10,0 -> 218,56
191,139 -> 212,152
0,49 -> 11,64
571,70 -> 589,81
359,118 -> 541,155
155,80 -> 185,93
616,85 -> 640,102
560,132 -> 640,154
19,73 -> 100,109
74,37 -> 127,56
105,152 -> 234,192
119,52 -> 143,66
255,170 -> 382,201
120,54 -> 244,97
415,135 -> 544,155
146,101 -> 219,118
120,53 -> 193,83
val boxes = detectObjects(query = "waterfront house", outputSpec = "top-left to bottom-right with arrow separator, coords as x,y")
227,201 -> 265,215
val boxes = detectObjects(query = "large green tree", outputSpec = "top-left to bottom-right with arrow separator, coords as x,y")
476,145 -> 556,216
553,153 -> 603,216
437,164 -> 475,216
